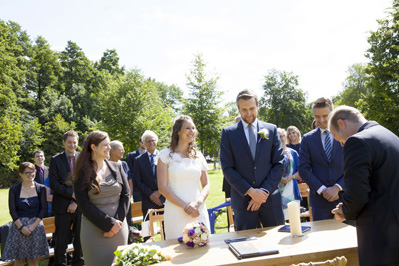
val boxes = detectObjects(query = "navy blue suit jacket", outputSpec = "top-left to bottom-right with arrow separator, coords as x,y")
127,149 -> 143,195
298,127 -> 344,209
134,153 -> 165,213
220,120 -> 284,211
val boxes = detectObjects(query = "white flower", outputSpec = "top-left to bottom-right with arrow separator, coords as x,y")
183,234 -> 190,242
201,233 -> 208,241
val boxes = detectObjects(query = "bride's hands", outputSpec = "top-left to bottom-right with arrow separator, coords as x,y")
184,202 -> 200,218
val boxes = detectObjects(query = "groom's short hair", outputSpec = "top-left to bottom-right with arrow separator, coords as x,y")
236,89 -> 259,107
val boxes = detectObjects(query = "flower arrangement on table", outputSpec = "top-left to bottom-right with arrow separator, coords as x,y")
114,243 -> 171,266
178,221 -> 210,248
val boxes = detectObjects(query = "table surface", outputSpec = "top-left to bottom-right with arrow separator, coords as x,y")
117,220 -> 359,266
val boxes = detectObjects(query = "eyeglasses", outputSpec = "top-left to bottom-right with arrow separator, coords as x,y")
23,171 -> 35,175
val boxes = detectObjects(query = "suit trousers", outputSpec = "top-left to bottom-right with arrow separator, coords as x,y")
234,205 -> 284,230
54,212 -> 84,266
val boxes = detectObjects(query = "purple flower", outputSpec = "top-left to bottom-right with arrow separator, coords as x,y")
177,237 -> 183,243
186,241 -> 195,248
188,229 -> 195,237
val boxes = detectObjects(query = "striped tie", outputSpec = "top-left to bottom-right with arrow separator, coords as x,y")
324,130 -> 332,162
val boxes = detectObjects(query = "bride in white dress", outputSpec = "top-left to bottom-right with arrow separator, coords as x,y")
157,115 -> 211,240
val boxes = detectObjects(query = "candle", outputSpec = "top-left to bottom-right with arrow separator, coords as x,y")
287,201 -> 303,237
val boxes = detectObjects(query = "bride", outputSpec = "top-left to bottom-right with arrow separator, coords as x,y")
157,115 -> 211,240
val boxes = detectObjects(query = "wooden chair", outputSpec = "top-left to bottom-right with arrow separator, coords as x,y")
43,216 -> 56,240
298,183 -> 313,221
131,201 -> 143,225
291,256 -> 347,266
147,208 -> 165,241
226,198 -> 235,232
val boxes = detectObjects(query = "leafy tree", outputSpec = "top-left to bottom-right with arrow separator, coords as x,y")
19,118 -> 44,162
94,49 -> 125,76
42,114 -> 76,159
258,69 -> 312,134
0,116 -> 22,171
333,64 -> 369,108
183,54 -> 225,156
358,1 -> 399,135
147,79 -> 183,113
100,69 -> 174,152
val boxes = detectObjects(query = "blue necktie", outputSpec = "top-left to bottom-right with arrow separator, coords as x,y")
324,130 -> 332,162
150,154 -> 155,175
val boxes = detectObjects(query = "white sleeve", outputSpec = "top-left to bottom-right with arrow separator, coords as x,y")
155,149 -> 170,165
198,152 -> 208,171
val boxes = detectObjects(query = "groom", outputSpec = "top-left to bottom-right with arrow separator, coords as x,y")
220,89 -> 285,230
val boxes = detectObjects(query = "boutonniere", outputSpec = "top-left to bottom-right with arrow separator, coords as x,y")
258,129 -> 269,142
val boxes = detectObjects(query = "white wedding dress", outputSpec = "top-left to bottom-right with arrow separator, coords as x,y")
156,148 -> 211,240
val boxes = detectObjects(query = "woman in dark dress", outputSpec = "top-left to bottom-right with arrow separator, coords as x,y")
3,162 -> 49,266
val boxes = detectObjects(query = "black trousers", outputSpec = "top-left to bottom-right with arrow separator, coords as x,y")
54,212 -> 84,266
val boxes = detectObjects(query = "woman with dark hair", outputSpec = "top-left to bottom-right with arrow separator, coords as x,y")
3,162 -> 49,265
157,115 -> 211,240
73,131 -> 130,266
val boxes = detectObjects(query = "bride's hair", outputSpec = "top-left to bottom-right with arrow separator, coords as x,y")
169,115 -> 198,158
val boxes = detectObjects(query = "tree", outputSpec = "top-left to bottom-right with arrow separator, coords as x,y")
183,54 -> 225,156
259,69 -> 313,134
333,64 -> 369,108
94,49 -> 125,76
100,69 -> 174,152
358,1 -> 399,135
19,117 -> 44,162
149,79 -> 183,114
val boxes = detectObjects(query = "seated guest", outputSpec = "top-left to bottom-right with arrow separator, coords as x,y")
277,128 -> 302,210
109,140 -> 133,226
33,150 -> 48,185
3,162 -> 49,265
286,126 -> 301,154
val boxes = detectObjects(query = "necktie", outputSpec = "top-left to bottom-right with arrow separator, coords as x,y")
248,124 -> 256,160
39,167 -> 44,183
68,157 -> 74,171
150,154 -> 155,175
324,130 -> 332,162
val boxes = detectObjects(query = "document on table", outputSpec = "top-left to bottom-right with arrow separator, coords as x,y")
228,239 -> 279,259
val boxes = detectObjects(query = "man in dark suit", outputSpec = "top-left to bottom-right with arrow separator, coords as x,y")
33,150 -> 49,184
329,106 -> 399,266
127,137 -> 146,203
220,89 -> 285,230
134,131 -> 165,221
49,131 -> 84,266
299,98 -> 345,221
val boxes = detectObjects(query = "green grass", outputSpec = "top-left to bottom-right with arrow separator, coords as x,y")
0,188 -> 11,225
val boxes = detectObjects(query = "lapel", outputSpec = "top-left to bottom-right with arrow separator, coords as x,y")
142,153 -> 155,177
235,121 -> 254,161
106,160 -> 121,184
255,121 -> 262,160
61,151 -> 71,173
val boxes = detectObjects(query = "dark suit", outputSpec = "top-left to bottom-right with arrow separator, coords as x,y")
74,160 -> 130,232
298,127 -> 344,221
127,149 -> 143,202
49,151 -> 83,266
341,121 -> 399,266
220,120 -> 285,230
134,152 -> 165,219
34,165 -> 49,184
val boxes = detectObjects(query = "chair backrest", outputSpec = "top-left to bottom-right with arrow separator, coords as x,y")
131,202 -> 143,218
298,183 -> 313,221
148,208 -> 165,241
43,216 -> 56,235
291,256 -> 347,266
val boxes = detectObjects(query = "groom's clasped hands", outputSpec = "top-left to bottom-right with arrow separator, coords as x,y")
246,188 -> 269,211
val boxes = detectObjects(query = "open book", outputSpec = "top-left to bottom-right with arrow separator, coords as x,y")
228,239 -> 279,259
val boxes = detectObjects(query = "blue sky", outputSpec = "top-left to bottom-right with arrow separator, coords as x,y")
1,0 -> 392,103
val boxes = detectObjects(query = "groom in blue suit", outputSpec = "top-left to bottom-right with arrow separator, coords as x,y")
220,89 -> 285,230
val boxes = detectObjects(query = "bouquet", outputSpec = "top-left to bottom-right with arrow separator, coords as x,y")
114,244 -> 171,266
178,221 -> 210,247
